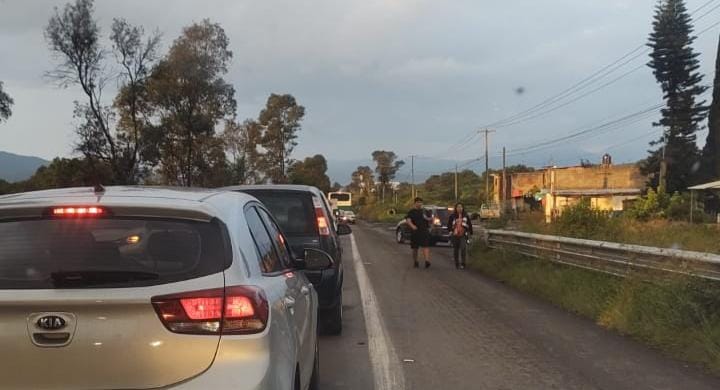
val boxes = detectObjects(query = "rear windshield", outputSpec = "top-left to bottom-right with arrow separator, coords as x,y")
241,191 -> 316,237
330,193 -> 350,202
0,218 -> 230,289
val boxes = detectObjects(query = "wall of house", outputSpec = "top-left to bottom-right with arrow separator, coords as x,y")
511,171 -> 547,196
553,164 -> 644,190
511,164 -> 644,195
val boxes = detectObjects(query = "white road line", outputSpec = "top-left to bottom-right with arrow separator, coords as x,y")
350,233 -> 406,390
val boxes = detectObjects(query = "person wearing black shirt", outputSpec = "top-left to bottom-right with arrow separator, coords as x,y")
405,197 -> 433,268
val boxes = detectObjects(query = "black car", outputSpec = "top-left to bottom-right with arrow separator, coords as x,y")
226,185 -> 350,335
396,205 -> 451,246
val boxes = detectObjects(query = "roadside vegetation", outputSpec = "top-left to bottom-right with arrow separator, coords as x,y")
509,197 -> 720,254
469,246 -> 720,373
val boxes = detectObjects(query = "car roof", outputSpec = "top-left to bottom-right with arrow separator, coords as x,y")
0,186 -> 258,221
0,186 -> 227,202
224,184 -> 323,196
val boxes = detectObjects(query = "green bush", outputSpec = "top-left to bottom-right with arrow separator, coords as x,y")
627,188 -> 668,221
553,198 -> 619,240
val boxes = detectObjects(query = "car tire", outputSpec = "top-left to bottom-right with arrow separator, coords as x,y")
308,336 -> 320,390
323,295 -> 343,335
396,228 -> 405,244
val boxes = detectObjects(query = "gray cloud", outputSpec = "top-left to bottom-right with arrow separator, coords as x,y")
1,0 -> 718,175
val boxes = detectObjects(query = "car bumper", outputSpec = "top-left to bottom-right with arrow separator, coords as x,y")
168,335 -> 288,390
430,227 -> 450,242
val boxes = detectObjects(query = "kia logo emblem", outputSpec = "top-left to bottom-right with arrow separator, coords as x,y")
36,315 -> 66,330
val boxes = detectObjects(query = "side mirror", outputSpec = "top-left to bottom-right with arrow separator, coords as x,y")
301,248 -> 333,271
337,223 -> 352,235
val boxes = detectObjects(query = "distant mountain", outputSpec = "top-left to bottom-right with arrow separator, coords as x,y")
0,151 -> 49,182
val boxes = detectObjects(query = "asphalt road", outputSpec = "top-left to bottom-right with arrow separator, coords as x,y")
319,222 -> 720,390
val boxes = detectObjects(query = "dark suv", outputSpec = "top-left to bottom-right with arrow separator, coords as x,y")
226,185 -> 350,334
395,205 -> 451,246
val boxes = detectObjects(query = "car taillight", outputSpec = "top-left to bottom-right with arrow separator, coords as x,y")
312,196 -> 330,236
50,206 -> 107,217
316,209 -> 330,236
151,286 -> 268,335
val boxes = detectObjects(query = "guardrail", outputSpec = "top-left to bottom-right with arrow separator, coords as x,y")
485,229 -> 720,281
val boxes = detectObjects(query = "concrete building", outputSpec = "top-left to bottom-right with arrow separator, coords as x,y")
508,157 -> 645,222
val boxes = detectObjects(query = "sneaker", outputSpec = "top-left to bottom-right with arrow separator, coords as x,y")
425,261 -> 431,269
413,261 -> 419,268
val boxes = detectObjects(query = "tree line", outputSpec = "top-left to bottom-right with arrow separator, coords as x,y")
344,149 -> 533,207
0,0 -> 336,194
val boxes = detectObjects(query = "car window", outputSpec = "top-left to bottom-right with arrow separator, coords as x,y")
241,190 -> 316,236
0,218 -> 230,289
244,207 -> 283,274
255,207 -> 294,270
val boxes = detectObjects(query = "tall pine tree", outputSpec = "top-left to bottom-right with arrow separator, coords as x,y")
700,34 -> 720,181
644,0 -> 708,192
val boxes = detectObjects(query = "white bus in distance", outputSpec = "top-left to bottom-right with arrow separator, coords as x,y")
328,192 -> 352,209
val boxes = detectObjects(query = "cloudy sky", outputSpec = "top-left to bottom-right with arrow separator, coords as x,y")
2,0 -> 720,179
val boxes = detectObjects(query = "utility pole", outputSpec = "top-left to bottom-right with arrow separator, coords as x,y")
480,129 -> 496,204
411,155 -> 416,201
659,133 -> 668,194
454,163 -> 459,202
502,147 -> 507,213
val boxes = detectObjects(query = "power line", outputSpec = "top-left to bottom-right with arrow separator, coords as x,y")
694,1 -> 720,23
496,63 -> 647,129
486,46 -> 648,129
506,103 -> 661,156
695,0 -> 720,15
604,129 -> 660,151
480,0 -> 720,130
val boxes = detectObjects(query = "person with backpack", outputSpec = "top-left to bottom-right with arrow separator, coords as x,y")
448,202 -> 473,269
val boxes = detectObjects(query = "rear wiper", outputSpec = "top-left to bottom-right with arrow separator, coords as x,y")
50,270 -> 160,287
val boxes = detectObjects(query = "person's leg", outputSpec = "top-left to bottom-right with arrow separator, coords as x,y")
452,237 -> 460,268
423,246 -> 431,268
459,238 -> 467,268
412,247 -> 419,267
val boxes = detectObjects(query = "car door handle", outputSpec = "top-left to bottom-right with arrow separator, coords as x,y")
284,296 -> 296,309
301,286 -> 310,296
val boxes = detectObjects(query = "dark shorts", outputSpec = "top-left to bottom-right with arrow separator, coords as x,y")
410,229 -> 431,249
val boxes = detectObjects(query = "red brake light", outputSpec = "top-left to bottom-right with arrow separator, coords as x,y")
225,296 -> 256,318
51,206 -> 105,217
315,208 -> 330,236
180,297 -> 223,320
152,286 -> 268,335
312,196 -> 330,236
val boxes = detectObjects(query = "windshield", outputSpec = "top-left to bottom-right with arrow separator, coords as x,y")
330,193 -> 350,202
0,218 -> 229,289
